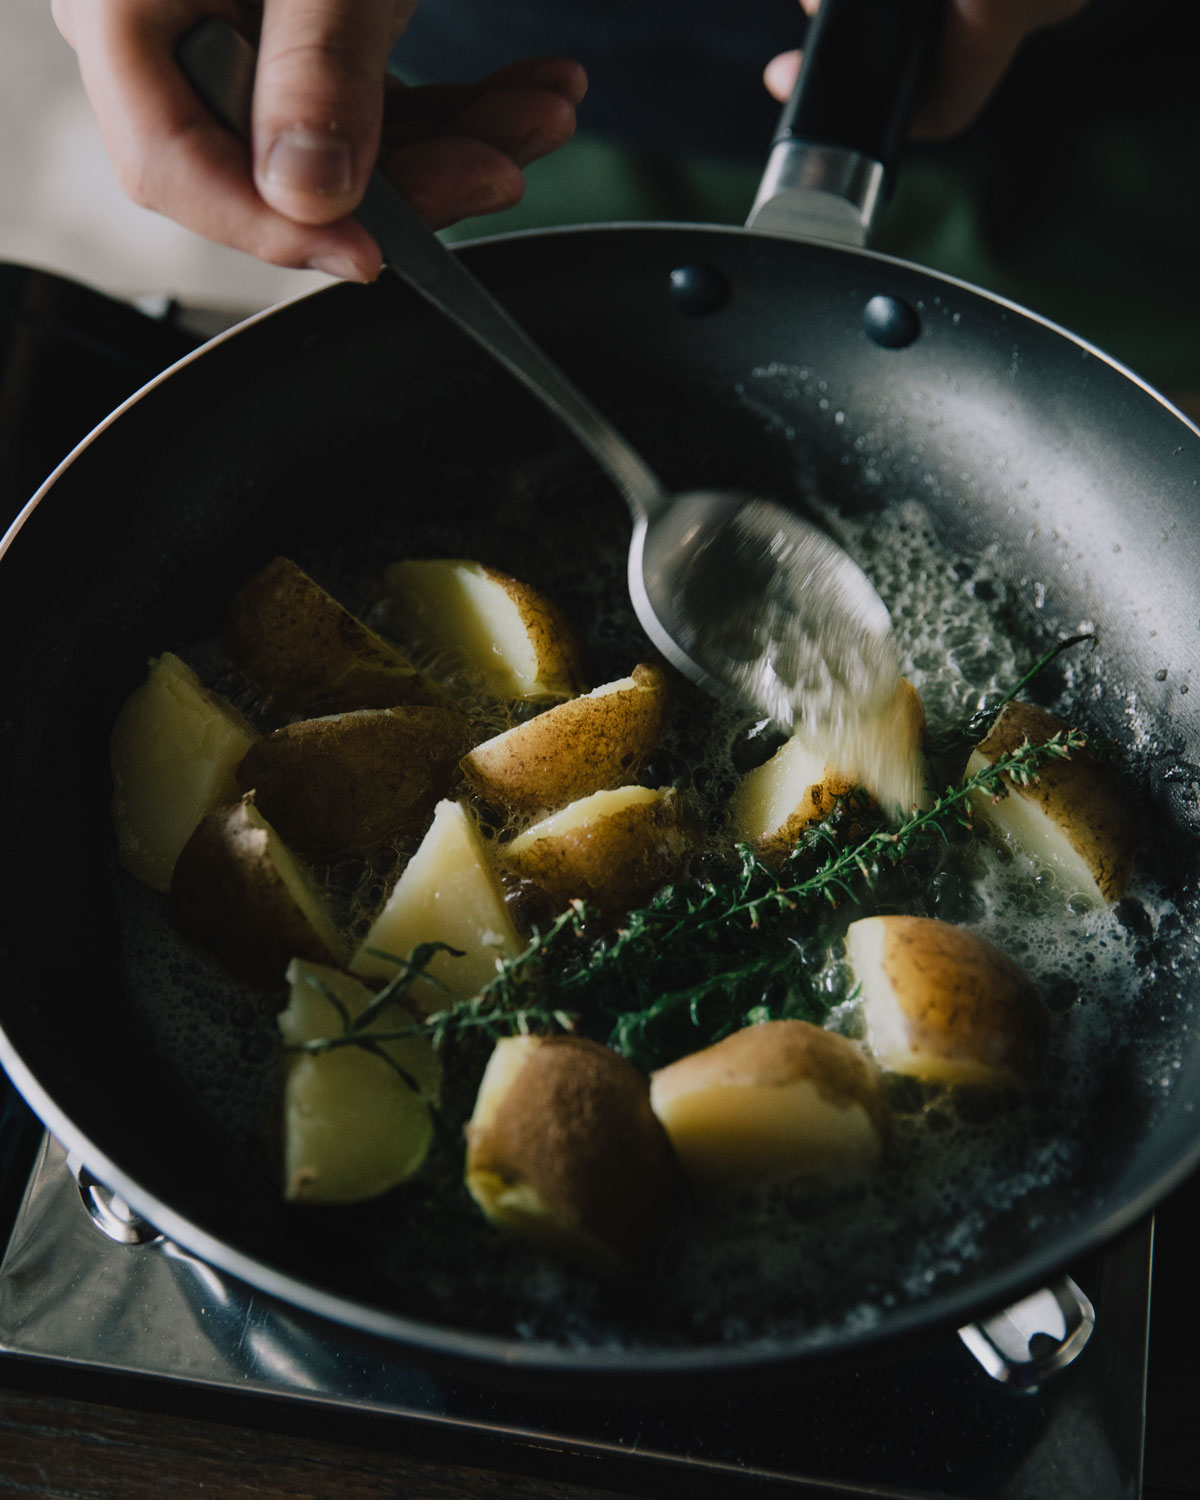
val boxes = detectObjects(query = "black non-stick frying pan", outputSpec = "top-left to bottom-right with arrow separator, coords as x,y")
1,0 -> 1198,1378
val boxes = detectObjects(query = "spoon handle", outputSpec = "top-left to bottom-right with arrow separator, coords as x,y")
177,18 -> 667,524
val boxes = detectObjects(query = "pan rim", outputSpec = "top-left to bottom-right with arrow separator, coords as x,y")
5,1021 -> 1198,1376
4,220 -> 1197,573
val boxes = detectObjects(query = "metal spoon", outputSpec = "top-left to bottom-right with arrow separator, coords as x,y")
179,18 -> 899,729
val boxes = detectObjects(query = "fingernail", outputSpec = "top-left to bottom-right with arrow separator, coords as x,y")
461,176 -> 520,217
265,128 -> 353,197
306,251 -> 371,282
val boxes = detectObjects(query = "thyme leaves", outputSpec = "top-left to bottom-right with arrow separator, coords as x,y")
288,724 -> 1085,1073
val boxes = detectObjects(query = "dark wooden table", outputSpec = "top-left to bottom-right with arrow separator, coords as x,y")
1,1164 -> 1197,1500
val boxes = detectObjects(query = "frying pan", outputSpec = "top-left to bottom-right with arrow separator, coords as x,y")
1,0 -> 1199,1378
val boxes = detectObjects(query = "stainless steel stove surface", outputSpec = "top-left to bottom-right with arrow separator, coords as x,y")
0,1126 -> 1150,1500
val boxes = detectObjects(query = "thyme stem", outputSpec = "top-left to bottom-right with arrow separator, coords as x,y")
291,725 -> 1083,1070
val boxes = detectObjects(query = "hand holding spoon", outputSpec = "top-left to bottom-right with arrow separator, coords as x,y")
179,18 -> 899,730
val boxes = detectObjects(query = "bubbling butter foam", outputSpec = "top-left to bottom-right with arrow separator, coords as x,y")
109,454 -> 1198,1355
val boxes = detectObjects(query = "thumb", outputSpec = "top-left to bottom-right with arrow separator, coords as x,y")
252,0 -> 413,225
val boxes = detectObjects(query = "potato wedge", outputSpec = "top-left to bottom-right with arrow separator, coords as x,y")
278,960 -> 440,1204
383,558 -> 585,699
110,651 -> 258,892
465,1034 -> 681,1274
350,799 -> 523,1001
503,785 -> 688,914
650,1020 -> 888,1192
225,556 -> 435,714
169,793 -> 343,988
237,705 -> 467,860
460,664 -> 668,817
732,679 -> 927,857
964,700 -> 1135,904
846,915 -> 1045,1088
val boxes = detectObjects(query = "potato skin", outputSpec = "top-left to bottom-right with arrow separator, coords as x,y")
461,664 -> 668,817
652,1020 -> 889,1133
383,558 -> 586,699
967,700 -> 1135,902
465,1034 -> 682,1273
225,556 -> 435,714
650,1020 -> 889,1192
850,915 -> 1045,1087
732,679 -> 926,860
237,705 -> 468,860
169,794 -> 341,988
503,786 -> 688,915
731,740 -> 856,861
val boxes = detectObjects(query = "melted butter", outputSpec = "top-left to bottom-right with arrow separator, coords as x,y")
109,463 -> 1200,1354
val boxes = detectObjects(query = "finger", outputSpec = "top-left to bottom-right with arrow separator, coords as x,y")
377,57 -> 584,228
64,0 -> 381,279
763,48 -> 801,103
252,0 -> 414,225
473,54 -> 588,107
380,55 -> 587,140
379,136 -> 527,231
911,0 -> 1089,138
445,82 -> 578,169
766,0 -> 1089,139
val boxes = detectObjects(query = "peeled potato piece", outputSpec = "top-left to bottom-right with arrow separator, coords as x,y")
169,793 -> 343,988
846,915 -> 1045,1088
237,705 -> 467,860
461,663 -> 668,816
383,557 -> 585,700
225,556 -> 435,714
732,679 -> 927,857
279,960 -> 441,1204
650,1020 -> 888,1192
465,1034 -> 681,1274
350,799 -> 523,1001
110,651 -> 258,892
965,700 -> 1135,904
503,785 -> 688,914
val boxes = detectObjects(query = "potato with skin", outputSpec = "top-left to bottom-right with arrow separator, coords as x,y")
224,556 -> 435,714
465,1034 -> 682,1274
383,557 -> 585,700
650,1020 -> 888,1193
503,785 -> 688,915
279,960 -> 441,1204
237,705 -> 468,860
460,664 -> 669,817
169,793 -> 343,988
846,915 -> 1046,1088
965,700 -> 1135,904
350,799 -> 523,1001
732,679 -> 927,858
110,651 -> 258,892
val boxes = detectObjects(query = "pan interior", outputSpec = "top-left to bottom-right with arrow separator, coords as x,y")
2,227 -> 1198,1368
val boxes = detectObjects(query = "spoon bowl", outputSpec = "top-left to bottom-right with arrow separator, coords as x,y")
632,489 -> 898,729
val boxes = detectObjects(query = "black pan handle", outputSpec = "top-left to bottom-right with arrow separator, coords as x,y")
775,0 -> 942,178
747,0 -> 942,244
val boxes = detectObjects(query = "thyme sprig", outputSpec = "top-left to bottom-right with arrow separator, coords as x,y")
965,633 -> 1095,740
287,724 -> 1085,1071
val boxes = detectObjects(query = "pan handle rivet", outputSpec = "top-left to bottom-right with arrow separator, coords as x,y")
863,294 -> 921,349
668,264 -> 729,316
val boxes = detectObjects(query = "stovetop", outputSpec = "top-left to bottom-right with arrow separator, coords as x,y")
0,1118 -> 1151,1500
